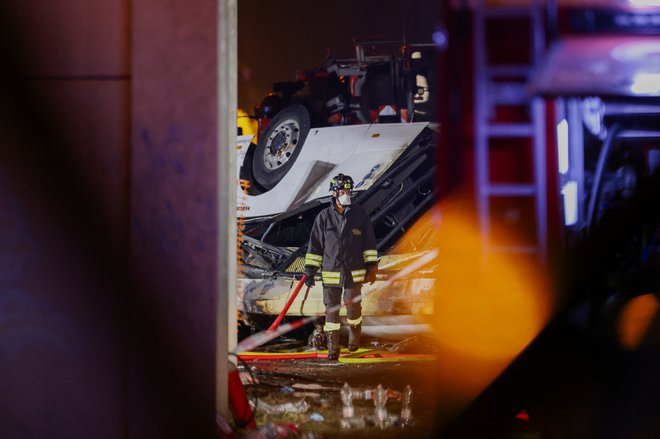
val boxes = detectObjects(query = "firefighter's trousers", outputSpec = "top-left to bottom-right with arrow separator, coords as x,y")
322,285 -> 362,332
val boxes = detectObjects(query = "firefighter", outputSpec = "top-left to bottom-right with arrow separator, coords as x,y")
304,173 -> 378,360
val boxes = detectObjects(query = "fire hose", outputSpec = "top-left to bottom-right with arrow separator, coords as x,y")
234,249 -> 438,354
266,274 -> 310,332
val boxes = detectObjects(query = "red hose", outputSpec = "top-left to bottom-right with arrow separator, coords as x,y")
266,274 -> 308,332
228,361 -> 256,429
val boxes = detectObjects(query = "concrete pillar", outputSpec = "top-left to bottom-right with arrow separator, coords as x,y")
0,1 -> 129,438
0,0 -> 233,436
131,0 -> 234,435
217,0 -> 238,419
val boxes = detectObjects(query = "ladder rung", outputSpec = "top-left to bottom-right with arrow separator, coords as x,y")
486,123 -> 534,137
486,184 -> 536,196
487,65 -> 531,78
489,82 -> 530,104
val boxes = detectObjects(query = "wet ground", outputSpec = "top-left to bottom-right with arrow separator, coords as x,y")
234,297 -> 660,438
235,339 -> 440,438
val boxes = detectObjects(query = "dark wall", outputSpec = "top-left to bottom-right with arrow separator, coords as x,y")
238,0 -> 441,111
0,1 -> 220,437
0,2 -> 130,438
130,0 -> 219,436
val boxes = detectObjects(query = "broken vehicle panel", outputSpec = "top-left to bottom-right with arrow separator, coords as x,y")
237,123 -> 439,337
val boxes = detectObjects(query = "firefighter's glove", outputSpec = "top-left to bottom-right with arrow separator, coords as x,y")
304,268 -> 316,287
366,266 -> 378,284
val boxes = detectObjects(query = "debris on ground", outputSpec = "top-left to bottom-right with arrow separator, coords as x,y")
239,370 -> 259,385
241,422 -> 300,438
228,336 -> 438,437
291,383 -> 334,391
293,391 -> 322,399
235,363 -> 434,437
388,335 -> 438,354
255,397 -> 310,415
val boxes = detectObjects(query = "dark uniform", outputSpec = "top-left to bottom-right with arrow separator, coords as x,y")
304,203 -> 378,336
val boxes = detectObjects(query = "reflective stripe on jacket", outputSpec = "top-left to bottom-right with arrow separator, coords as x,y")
304,203 -> 377,287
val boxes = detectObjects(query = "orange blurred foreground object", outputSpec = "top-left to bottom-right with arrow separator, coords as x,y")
393,193 -> 553,426
618,293 -> 659,350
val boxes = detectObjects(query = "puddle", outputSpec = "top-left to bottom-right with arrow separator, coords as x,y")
236,357 -> 438,437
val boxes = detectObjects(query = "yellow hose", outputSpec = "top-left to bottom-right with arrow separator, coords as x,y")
238,348 -> 372,358
339,355 -> 435,364
238,348 -> 435,363
339,349 -> 435,363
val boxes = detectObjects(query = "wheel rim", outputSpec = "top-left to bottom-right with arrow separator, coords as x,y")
262,118 -> 301,170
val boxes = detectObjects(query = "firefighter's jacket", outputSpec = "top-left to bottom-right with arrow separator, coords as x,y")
304,203 -> 378,286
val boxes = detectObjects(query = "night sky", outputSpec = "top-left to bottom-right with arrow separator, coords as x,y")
237,0 -> 441,111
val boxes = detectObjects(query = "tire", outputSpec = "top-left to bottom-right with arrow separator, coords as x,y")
252,104 -> 310,190
238,142 -> 266,195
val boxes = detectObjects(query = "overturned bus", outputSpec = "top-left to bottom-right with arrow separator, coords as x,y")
236,120 -> 439,339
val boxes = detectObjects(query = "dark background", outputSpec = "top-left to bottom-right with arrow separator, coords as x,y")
237,0 -> 441,111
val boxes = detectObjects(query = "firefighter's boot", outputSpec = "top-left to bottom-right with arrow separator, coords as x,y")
327,330 -> 340,361
348,324 -> 361,352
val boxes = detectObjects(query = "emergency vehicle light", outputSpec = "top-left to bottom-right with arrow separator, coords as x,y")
561,181 -> 578,227
631,73 -> 660,95
557,119 -> 569,175
628,0 -> 660,7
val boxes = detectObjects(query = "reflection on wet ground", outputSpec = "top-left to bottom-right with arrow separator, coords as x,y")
233,301 -> 660,438
235,338 -> 439,438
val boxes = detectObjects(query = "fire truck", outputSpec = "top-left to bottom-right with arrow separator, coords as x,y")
466,0 -> 660,324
